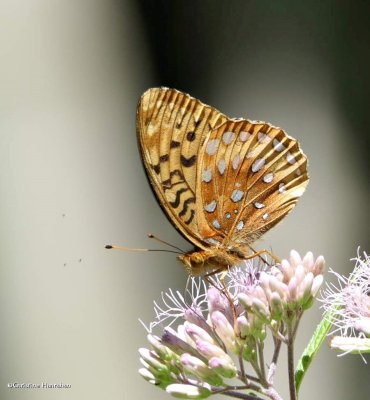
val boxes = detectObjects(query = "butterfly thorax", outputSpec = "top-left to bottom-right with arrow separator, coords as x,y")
178,247 -> 246,276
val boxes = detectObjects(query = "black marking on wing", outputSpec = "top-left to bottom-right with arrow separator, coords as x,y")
160,154 -> 169,162
152,163 -> 160,174
179,197 -> 195,217
186,131 -> 196,142
169,188 -> 188,208
175,110 -> 187,129
162,169 -> 185,189
184,210 -> 195,225
151,153 -> 171,174
180,154 -> 197,167
170,140 -> 181,148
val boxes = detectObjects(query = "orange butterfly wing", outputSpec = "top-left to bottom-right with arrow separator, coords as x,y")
198,119 -> 308,249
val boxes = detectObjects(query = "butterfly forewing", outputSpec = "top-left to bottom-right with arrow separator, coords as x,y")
137,88 -> 227,248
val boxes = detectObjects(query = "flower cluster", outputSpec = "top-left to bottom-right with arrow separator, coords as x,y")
322,250 -> 370,358
139,250 -> 325,399
238,250 -> 325,328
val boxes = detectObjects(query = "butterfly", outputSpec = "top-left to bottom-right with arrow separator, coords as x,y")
137,87 -> 308,276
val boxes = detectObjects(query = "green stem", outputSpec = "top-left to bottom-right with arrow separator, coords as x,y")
272,336 -> 282,365
257,341 -> 267,385
287,323 -> 297,400
238,345 -> 247,383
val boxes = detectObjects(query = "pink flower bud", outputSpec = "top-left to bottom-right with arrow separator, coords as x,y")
302,251 -> 314,270
313,255 -> 325,275
300,271 -> 313,296
196,339 -> 227,359
139,348 -> 169,373
236,316 -> 250,338
184,309 -> 217,340
207,287 -> 227,314
288,276 -> 298,302
162,328 -> 199,358
294,264 -> 305,285
311,274 -> 324,297
211,310 -> 239,353
147,334 -> 174,361
238,293 -> 253,309
181,354 -> 223,386
290,250 -> 302,268
185,322 -> 215,345
281,259 -> 293,280
252,298 -> 270,320
270,292 -> 283,320
138,367 -> 157,384
208,356 -> 237,378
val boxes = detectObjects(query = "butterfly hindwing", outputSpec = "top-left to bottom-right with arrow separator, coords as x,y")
198,119 -> 308,248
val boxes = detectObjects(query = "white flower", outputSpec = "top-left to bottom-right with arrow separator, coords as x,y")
321,249 -> 370,359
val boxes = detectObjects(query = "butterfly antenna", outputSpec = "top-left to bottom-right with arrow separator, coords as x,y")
105,244 -> 182,255
147,233 -> 185,253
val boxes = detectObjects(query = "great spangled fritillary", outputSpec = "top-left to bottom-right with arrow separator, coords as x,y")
137,88 -> 308,276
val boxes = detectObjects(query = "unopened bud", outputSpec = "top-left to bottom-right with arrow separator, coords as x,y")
181,354 -> 223,386
330,336 -> 370,353
185,322 -> 215,345
196,339 -> 227,360
313,255 -> 325,275
211,311 -> 239,353
252,298 -> 270,320
302,251 -> 314,271
147,334 -> 175,361
208,356 -> 237,378
139,348 -> 169,373
238,293 -> 253,310
138,367 -> 157,383
290,250 -> 302,268
166,383 -> 212,399
184,309 -> 217,340
162,328 -> 199,358
270,292 -> 283,320
236,316 -> 250,338
311,275 -> 324,297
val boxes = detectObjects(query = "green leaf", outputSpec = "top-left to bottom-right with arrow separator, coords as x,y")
295,307 -> 337,393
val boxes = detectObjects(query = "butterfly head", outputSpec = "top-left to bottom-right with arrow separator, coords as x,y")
178,248 -> 244,276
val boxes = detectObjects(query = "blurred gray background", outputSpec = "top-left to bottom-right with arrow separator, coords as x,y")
0,1 -> 369,399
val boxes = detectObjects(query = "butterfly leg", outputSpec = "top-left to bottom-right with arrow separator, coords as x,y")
245,248 -> 281,264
